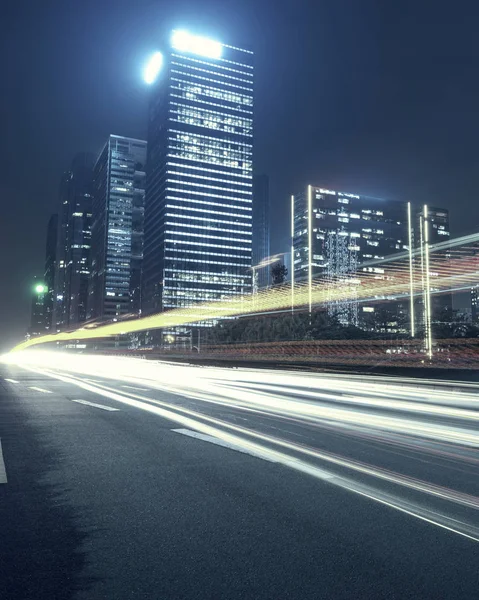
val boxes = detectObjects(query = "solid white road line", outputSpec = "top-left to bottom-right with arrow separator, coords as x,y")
172,428 -> 278,463
29,386 -> 52,393
71,399 -> 120,412
4,378 -> 19,384
0,440 -> 7,484
121,385 -> 148,391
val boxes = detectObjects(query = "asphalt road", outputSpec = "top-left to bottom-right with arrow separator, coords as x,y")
0,353 -> 478,599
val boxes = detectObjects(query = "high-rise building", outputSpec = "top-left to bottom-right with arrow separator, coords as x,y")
53,153 -> 94,330
43,213 -> 58,332
88,135 -> 147,321
252,174 -> 270,289
141,30 -> 253,315
292,185 -> 408,324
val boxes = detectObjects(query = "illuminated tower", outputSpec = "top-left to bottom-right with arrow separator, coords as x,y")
141,31 -> 254,315
88,135 -> 147,321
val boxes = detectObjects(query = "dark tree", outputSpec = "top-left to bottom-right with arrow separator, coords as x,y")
271,263 -> 288,285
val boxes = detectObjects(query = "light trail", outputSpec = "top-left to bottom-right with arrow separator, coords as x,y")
4,351 -> 478,542
10,230 -> 479,352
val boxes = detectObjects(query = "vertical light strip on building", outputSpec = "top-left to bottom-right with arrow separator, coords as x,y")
423,205 -> 433,358
291,194 -> 295,313
307,185 -> 313,315
407,202 -> 415,337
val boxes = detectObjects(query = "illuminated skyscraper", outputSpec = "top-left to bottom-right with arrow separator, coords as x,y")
292,185 -> 408,325
53,153 -> 94,330
141,30 -> 254,315
88,135 -> 147,321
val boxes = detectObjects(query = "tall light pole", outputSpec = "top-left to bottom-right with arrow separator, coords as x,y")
291,194 -> 295,313
407,202 -> 415,337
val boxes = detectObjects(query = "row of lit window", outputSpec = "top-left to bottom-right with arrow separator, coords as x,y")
169,138 -> 251,157
165,231 -> 251,246
164,255 -> 249,268
171,102 -> 252,130
166,187 -> 252,205
169,136 -> 251,158
170,69 -> 252,94
173,52 -> 253,77
165,201 -> 251,219
171,91 -> 252,116
164,211 -> 251,228
171,80 -> 253,107
171,101 -> 253,126
171,61 -> 252,87
167,178 -> 251,198
165,246 -> 250,259
172,130 -> 252,152
168,150 -> 249,169
171,115 -> 251,136
165,269 -> 249,283
166,161 -> 251,181
164,220 -> 251,236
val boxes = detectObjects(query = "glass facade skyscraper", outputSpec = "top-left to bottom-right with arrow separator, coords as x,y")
88,135 -> 147,321
141,31 -> 253,315
53,153 -> 94,331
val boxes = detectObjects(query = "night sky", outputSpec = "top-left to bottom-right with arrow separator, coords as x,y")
2,0 -> 479,350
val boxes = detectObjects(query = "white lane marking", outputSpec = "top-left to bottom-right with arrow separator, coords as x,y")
4,379 -> 19,384
173,428 -> 279,463
121,385 -> 148,391
29,386 -> 52,394
19,366 -> 479,543
71,399 -> 120,412
0,440 -> 7,483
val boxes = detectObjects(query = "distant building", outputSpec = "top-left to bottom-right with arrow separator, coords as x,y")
141,30 -> 253,315
253,175 -> 270,288
292,185 -> 408,325
29,278 -> 48,338
414,206 -> 452,331
53,153 -> 94,330
88,135 -> 147,321
472,287 -> 479,322
43,214 -> 58,332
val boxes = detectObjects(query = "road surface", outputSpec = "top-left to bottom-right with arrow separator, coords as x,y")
0,352 -> 477,599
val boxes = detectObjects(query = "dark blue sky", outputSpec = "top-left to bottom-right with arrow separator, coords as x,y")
2,0 -> 479,349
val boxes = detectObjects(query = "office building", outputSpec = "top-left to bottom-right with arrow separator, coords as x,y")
292,185 -> 408,325
43,213 -> 58,332
88,135 -> 147,321
252,174 -> 270,289
141,30 -> 253,315
53,153 -> 94,330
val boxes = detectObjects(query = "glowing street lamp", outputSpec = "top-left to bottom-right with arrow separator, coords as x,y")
171,30 -> 223,59
143,52 -> 163,84
34,284 -> 47,294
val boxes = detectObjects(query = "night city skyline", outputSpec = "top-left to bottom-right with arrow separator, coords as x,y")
3,0 -> 479,349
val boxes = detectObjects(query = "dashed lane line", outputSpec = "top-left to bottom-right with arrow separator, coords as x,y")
71,399 -> 120,412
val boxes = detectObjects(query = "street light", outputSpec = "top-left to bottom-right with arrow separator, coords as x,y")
34,284 -> 47,294
143,52 -> 163,84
